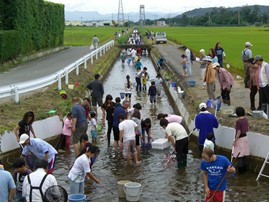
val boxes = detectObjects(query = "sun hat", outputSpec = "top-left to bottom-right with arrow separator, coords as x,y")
245,42 -> 253,47
19,134 -> 30,144
253,55 -> 263,63
212,62 -> 220,68
199,102 -> 207,110
203,56 -> 213,62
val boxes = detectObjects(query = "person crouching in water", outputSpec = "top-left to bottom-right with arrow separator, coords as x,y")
68,144 -> 100,195
160,119 -> 189,168
119,114 -> 141,165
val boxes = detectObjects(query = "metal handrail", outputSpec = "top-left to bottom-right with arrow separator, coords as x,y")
0,40 -> 114,103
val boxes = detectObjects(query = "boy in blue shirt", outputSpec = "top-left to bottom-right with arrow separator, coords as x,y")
201,143 -> 236,202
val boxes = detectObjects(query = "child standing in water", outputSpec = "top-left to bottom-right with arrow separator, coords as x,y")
125,75 -> 133,105
181,54 -> 188,76
148,81 -> 157,105
142,72 -> 148,92
62,112 -> 73,153
89,112 -> 98,143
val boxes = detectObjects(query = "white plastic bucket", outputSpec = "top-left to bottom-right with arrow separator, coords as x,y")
124,182 -> 142,202
117,180 -> 131,199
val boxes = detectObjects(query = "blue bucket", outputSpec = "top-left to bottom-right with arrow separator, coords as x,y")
68,194 -> 86,202
171,82 -> 177,87
120,92 -> 126,99
187,80 -> 196,87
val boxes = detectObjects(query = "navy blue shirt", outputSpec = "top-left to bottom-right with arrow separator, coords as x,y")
201,155 -> 231,191
112,106 -> 126,127
72,104 -> 87,127
215,48 -> 224,66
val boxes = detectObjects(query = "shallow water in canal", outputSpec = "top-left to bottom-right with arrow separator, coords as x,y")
25,57 -> 270,201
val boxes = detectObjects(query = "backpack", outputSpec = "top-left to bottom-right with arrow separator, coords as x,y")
190,51 -> 196,61
27,174 -> 48,202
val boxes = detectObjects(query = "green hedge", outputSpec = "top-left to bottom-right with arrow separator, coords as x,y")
0,30 -> 19,63
0,0 -> 64,63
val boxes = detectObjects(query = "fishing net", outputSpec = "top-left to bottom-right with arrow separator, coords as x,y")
44,185 -> 68,202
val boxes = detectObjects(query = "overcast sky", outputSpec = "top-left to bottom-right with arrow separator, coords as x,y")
47,0 -> 269,14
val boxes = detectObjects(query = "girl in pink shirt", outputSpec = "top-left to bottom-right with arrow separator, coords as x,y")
62,113 -> 72,153
157,113 -> 183,124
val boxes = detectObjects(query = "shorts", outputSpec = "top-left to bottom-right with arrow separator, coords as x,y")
205,190 -> 225,202
113,126 -> 120,141
150,95 -> 156,103
123,140 -> 137,158
91,96 -> 103,107
135,134 -> 140,146
91,130 -> 97,138
72,123 -> 87,144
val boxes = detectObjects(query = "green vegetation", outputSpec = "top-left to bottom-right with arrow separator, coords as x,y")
144,26 -> 269,76
64,27 -> 130,46
0,0 -> 64,64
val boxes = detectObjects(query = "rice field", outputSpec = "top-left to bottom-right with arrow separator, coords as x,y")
144,26 -> 269,72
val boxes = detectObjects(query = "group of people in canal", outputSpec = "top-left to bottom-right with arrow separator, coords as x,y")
1,38 -> 264,202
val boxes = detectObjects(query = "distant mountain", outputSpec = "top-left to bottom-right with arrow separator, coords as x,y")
65,11 -> 178,22
174,5 -> 269,18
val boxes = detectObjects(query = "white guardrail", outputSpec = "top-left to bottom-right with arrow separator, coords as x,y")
0,40 -> 114,103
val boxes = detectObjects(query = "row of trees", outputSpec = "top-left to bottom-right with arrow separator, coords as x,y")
142,6 -> 269,26
0,0 -> 64,64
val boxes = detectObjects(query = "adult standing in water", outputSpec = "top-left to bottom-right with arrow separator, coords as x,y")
135,67 -> 147,92
14,111 -> 37,142
201,144 -> 236,202
92,35 -> 99,49
87,73 -> 104,119
112,100 -> 129,152
101,94 -> 116,147
71,97 -> 88,157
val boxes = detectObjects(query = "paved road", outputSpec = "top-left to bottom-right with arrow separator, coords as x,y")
155,43 -> 252,110
0,46 -> 90,86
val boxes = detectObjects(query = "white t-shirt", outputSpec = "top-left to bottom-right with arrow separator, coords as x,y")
131,49 -> 137,57
68,154 -> 91,183
119,120 -> 138,142
89,118 -> 97,131
165,123 -> 188,141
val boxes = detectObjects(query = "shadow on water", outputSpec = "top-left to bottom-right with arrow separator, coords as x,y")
47,57 -> 269,201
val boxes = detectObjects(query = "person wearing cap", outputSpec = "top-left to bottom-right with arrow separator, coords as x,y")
199,49 -> 207,89
242,42 -> 253,88
213,62 -> 234,105
19,134 -> 58,174
183,46 -> 192,76
87,73 -> 104,118
254,55 -> 269,113
203,56 -> 216,100
195,103 -> 219,153
0,160 -> 16,202
160,119 -> 189,168
248,58 -> 261,110
201,144 -> 236,202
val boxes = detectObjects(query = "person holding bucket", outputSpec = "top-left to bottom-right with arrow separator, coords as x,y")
68,144 -> 100,195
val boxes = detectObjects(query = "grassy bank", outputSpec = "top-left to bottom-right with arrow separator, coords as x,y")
0,47 -> 119,135
143,26 -> 269,76
64,26 -> 130,46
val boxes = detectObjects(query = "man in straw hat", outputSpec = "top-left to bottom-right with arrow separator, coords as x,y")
242,42 -> 253,88
201,141 -> 236,202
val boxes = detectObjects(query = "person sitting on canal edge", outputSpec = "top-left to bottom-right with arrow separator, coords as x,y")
201,144 -> 236,202
160,119 -> 189,168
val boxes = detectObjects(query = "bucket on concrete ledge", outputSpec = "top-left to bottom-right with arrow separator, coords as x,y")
124,182 -> 142,202
68,194 -> 86,202
171,82 -> 177,87
117,180 -> 131,199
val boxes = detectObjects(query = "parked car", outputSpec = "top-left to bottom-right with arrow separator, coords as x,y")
155,32 -> 167,44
